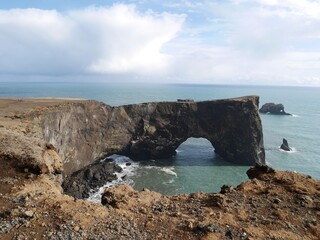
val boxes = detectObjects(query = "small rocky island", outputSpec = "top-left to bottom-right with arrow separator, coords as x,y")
280,138 -> 292,151
0,97 -> 319,239
259,102 -> 291,115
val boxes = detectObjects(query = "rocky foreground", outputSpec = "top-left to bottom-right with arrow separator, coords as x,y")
1,159 -> 319,240
0,98 -> 319,240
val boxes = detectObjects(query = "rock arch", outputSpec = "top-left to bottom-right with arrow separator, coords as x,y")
41,96 -> 265,175
121,96 -> 265,166
174,137 -> 216,163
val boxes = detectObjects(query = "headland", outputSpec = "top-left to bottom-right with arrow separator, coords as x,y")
0,97 -> 318,239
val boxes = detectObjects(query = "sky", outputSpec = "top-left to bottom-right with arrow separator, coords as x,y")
0,0 -> 320,86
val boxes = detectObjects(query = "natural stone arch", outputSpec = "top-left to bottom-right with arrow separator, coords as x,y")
174,137 -> 215,159
41,96 -> 265,175
120,96 -> 265,165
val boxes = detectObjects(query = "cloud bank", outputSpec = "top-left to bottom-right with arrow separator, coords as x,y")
0,1 -> 320,86
0,4 -> 184,76
165,0 -> 320,85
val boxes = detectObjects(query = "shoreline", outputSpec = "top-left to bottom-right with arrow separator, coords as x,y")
0,97 -> 319,239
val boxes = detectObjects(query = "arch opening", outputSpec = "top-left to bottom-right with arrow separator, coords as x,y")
127,137 -> 248,195
173,137 -> 217,166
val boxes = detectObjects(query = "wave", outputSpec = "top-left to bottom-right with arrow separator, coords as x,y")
265,146 -> 297,153
163,179 -> 175,185
144,166 -> 178,177
291,114 -> 300,118
160,167 -> 178,176
87,155 -> 139,202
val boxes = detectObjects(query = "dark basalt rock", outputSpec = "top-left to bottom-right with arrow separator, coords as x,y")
247,163 -> 275,180
259,103 -> 291,115
40,96 -> 265,175
220,185 -> 234,194
62,161 -> 122,199
280,138 -> 291,151
123,96 -> 265,166
177,99 -> 194,102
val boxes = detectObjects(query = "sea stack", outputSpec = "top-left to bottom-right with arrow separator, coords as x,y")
280,138 -> 291,151
259,103 -> 291,115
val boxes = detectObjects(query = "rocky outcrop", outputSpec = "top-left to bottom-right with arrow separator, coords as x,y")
0,99 -> 319,240
34,96 -> 265,175
97,165 -> 320,239
0,97 -> 265,176
246,163 -> 275,179
0,128 -> 62,175
2,156 -> 319,240
122,96 -> 265,164
259,103 -> 291,115
62,161 -> 122,199
280,138 -> 291,151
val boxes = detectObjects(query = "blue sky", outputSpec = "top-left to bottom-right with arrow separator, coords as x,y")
0,0 -> 320,86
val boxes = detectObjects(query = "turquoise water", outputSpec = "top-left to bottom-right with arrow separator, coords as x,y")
129,138 -> 250,195
1,82 -> 319,195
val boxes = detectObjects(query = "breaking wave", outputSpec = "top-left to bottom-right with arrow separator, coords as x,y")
279,146 -> 297,153
87,155 -> 139,202
144,166 -> 177,177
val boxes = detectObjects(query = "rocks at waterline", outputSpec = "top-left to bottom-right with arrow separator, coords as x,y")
62,161 -> 122,199
177,99 -> 194,102
259,103 -> 291,115
247,163 -> 275,180
280,138 -> 291,151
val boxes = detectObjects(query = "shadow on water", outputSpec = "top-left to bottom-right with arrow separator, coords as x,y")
126,138 -> 250,195
137,137 -> 249,167
102,138 -> 250,195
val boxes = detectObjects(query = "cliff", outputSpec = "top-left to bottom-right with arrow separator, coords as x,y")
25,96 -> 264,175
0,98 -> 319,240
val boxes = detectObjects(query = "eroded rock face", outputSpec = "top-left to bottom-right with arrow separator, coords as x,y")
0,128 -> 62,175
1,98 -> 319,240
121,96 -> 265,165
36,96 -> 265,175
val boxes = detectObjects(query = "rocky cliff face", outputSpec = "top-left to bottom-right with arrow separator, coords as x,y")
35,96 -> 265,175
122,96 -> 265,165
1,98 -> 319,240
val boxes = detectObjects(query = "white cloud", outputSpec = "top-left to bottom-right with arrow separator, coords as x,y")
0,4 -> 185,76
255,0 -> 320,19
163,0 -> 320,86
0,1 -> 319,86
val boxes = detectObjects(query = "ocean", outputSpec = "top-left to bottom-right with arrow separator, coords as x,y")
1,82 -> 319,199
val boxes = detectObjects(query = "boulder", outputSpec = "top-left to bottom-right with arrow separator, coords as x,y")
247,163 -> 275,180
280,138 -> 291,151
62,161 -> 122,199
259,103 -> 291,115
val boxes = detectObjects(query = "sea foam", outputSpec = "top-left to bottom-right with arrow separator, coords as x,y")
279,146 -> 297,153
87,155 -> 139,202
144,166 -> 178,177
